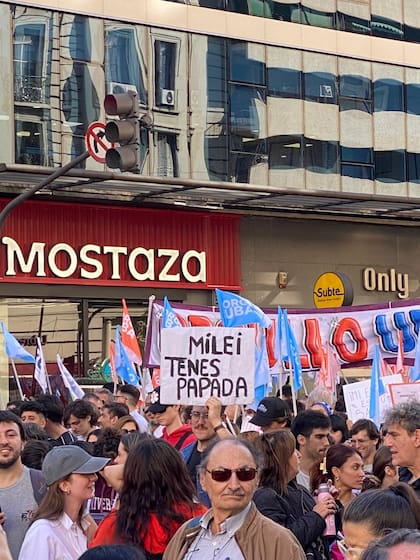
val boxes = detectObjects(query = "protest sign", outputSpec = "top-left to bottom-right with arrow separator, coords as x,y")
389,382 -> 420,404
160,326 -> 255,405
343,374 -> 403,422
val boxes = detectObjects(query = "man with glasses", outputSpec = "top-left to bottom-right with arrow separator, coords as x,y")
350,419 -> 380,473
164,438 -> 306,559
181,397 -> 231,505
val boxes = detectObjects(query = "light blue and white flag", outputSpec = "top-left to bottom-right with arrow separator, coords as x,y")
410,332 -> 420,382
253,327 -> 271,405
369,344 -> 386,427
1,321 -> 35,363
162,296 -> 182,328
34,337 -> 49,393
285,312 -> 303,392
57,354 -> 85,400
115,325 -> 139,385
215,289 -> 271,328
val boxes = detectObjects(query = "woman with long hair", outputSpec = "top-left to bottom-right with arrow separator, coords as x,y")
339,482 -> 420,559
253,430 -> 336,560
362,446 -> 399,491
310,444 -> 365,508
18,445 -> 109,560
90,438 -> 206,559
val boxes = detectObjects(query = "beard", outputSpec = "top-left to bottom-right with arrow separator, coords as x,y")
0,448 -> 21,469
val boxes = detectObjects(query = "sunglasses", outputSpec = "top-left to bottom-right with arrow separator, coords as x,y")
206,467 -> 258,482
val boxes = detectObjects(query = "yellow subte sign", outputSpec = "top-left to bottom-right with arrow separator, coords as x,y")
313,272 -> 353,308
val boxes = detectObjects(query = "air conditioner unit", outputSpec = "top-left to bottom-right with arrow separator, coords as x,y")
109,82 -> 138,95
320,84 -> 333,98
159,88 -> 175,106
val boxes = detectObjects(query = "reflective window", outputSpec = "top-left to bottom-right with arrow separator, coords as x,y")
67,16 -> 92,61
231,147 -> 267,182
339,99 -> 372,114
155,40 -> 177,107
407,152 -> 420,183
340,75 -> 371,100
105,26 -> 147,105
156,132 -> 179,177
15,117 -> 49,166
269,136 -> 302,169
341,146 -> 373,164
342,164 -> 374,180
14,16 -> 50,104
337,12 -> 370,34
301,6 -> 336,29
268,67 -> 301,98
272,2 -> 300,22
230,42 -> 265,85
371,15 -> 403,40
304,138 -> 338,173
228,0 -> 273,17
230,85 -> 266,139
404,25 -> 420,44
375,150 -> 406,182
406,84 -> 420,115
374,79 -> 404,112
304,72 -> 337,103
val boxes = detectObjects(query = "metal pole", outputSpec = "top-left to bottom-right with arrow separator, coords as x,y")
0,151 -> 90,235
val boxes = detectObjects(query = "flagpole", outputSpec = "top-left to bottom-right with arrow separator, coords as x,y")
10,358 -> 24,400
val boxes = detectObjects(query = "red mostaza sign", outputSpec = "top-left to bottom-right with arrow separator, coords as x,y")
0,200 -> 241,290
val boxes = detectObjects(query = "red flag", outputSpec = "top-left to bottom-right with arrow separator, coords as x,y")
121,299 -> 142,365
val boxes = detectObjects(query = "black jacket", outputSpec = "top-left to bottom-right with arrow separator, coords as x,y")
253,479 -> 329,560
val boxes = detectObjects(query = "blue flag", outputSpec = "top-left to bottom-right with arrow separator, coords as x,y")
162,296 -> 182,328
410,332 -> 420,382
115,325 -> 139,385
285,313 -> 303,392
215,289 -> 271,328
369,344 -> 386,427
253,328 -> 270,404
1,321 -> 35,363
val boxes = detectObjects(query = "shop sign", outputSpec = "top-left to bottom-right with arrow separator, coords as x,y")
313,272 -> 354,308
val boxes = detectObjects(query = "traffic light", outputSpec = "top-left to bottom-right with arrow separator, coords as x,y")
104,91 -> 140,172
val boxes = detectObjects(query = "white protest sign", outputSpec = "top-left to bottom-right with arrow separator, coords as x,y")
389,382 -> 420,405
160,326 -> 255,405
343,374 -> 403,423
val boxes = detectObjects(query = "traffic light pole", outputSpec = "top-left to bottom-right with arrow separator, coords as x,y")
0,150 -> 90,235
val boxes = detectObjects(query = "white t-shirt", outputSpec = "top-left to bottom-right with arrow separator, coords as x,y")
18,513 -> 88,560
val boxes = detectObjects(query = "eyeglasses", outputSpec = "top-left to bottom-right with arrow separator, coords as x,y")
191,411 -> 209,420
205,467 -> 258,482
337,539 -> 365,559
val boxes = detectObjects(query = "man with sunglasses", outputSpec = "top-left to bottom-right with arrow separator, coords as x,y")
181,397 -> 231,506
164,438 -> 306,560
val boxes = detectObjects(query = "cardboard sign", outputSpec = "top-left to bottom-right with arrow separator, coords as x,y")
160,327 -> 255,405
389,382 -> 420,404
343,374 -> 403,423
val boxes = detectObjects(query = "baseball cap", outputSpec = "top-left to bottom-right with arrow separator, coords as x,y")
42,445 -> 110,486
250,397 -> 290,427
147,387 -> 169,414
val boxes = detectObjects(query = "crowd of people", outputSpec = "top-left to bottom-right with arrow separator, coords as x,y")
0,383 -> 419,560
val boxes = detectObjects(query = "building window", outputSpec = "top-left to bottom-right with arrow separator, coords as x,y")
154,40 -> 177,108
406,84 -> 420,116
230,41 -> 265,85
374,79 -> 404,112
375,150 -> 406,182
268,67 -> 302,98
304,138 -> 338,173
304,72 -> 337,104
407,153 -> 420,183
156,132 -> 179,177
340,75 -> 371,100
269,136 -> 302,169
301,5 -> 336,29
371,14 -> 403,40
105,26 -> 147,105
230,85 -> 265,139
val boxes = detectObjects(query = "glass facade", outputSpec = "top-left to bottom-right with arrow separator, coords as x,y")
165,0 -> 420,44
2,3 -> 420,196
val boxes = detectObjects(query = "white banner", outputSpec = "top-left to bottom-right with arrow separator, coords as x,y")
145,298 -> 420,372
160,327 -> 255,405
389,382 -> 420,405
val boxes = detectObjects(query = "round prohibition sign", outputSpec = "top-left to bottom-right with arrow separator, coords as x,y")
85,121 -> 115,164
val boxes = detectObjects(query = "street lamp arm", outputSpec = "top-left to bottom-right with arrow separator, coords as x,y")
0,151 -> 90,236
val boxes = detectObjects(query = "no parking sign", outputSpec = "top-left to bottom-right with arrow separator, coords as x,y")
85,121 -> 114,164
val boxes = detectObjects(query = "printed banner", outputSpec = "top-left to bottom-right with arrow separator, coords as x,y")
144,298 -> 420,370
160,327 -> 255,405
